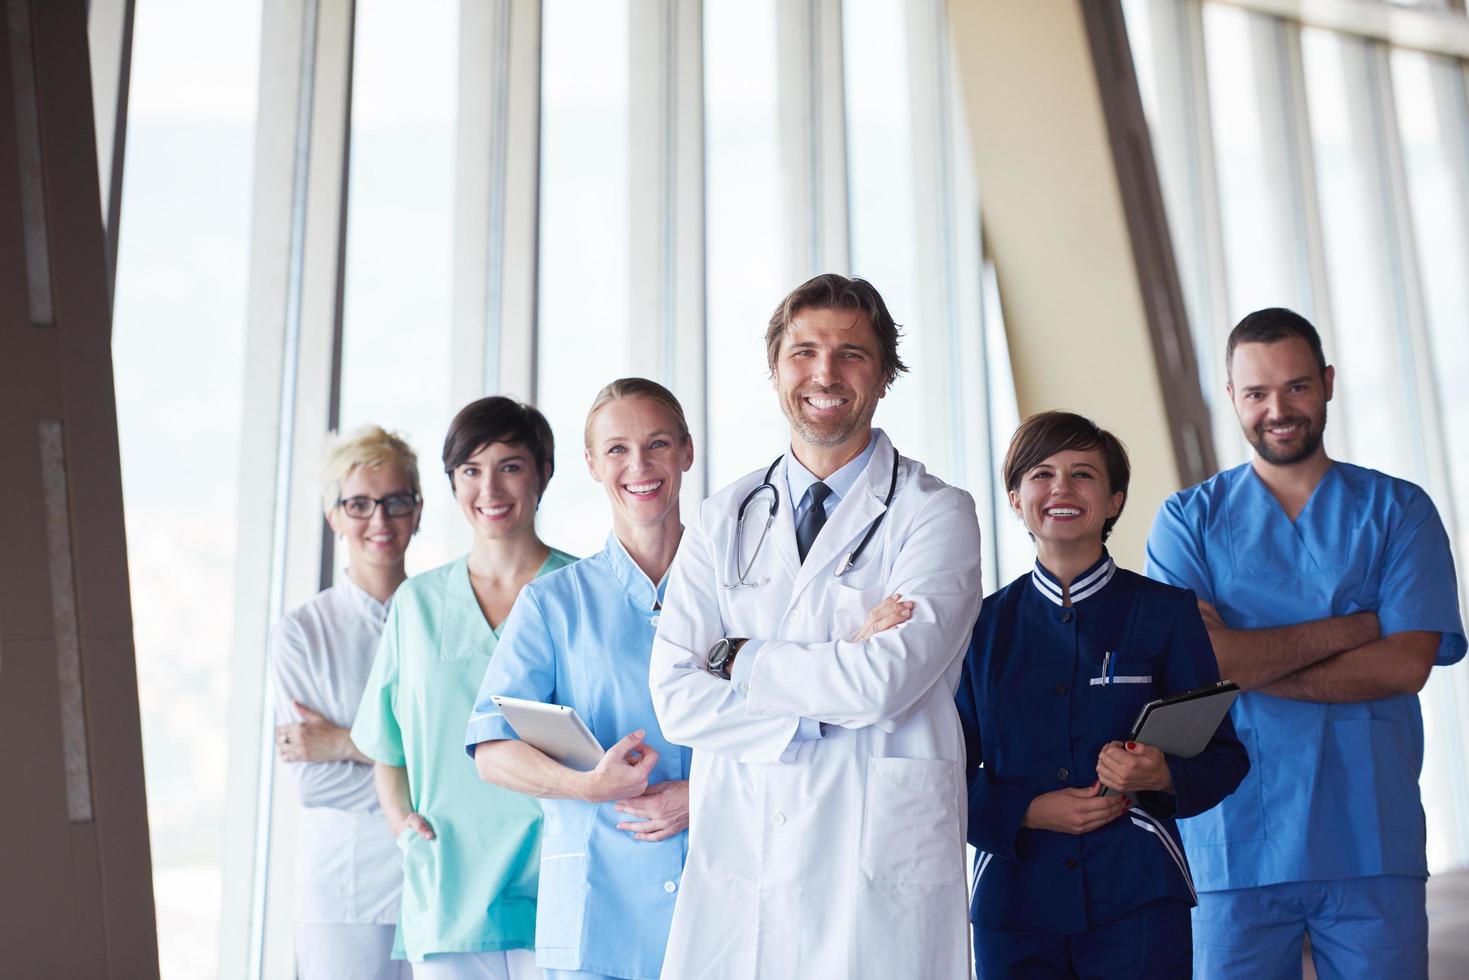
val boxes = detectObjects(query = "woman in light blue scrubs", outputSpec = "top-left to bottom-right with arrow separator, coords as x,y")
353,397 -> 577,980
466,378 -> 696,980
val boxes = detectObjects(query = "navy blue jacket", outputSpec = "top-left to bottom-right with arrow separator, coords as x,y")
956,555 -> 1249,934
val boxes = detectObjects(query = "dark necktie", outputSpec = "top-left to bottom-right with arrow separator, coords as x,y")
796,482 -> 833,564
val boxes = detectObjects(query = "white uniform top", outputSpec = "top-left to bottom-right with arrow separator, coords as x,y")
650,430 -> 984,979
270,573 -> 402,925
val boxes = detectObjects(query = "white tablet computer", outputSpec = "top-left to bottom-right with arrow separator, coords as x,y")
490,695 -> 606,771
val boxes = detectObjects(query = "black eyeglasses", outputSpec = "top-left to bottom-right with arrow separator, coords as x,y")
336,492 -> 421,519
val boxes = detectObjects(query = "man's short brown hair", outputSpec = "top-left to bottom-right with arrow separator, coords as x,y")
1002,411 -> 1131,541
765,274 -> 909,389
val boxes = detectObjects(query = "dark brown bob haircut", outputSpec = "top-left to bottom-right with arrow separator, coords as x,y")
442,396 -> 555,496
765,273 -> 909,389
1003,411 -> 1131,541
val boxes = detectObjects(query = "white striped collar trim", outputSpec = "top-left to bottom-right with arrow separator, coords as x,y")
1030,554 -> 1117,607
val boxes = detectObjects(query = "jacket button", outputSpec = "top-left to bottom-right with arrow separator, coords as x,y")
1055,683 -> 1067,695
1066,858 -> 1078,870
664,880 -> 677,893
1060,611 -> 1073,624
772,812 -> 787,827
1056,768 -> 1069,781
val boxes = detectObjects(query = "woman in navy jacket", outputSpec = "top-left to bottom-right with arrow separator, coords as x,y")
957,412 -> 1248,978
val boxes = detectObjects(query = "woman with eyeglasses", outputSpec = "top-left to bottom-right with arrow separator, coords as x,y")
352,397 -> 576,980
270,424 -> 424,980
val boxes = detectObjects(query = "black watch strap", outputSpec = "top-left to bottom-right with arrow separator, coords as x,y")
707,637 -> 746,679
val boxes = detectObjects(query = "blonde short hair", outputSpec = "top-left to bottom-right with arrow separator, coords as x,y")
583,378 -> 691,450
320,424 -> 422,512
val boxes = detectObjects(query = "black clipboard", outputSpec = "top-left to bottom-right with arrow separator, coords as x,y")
1098,680 -> 1239,797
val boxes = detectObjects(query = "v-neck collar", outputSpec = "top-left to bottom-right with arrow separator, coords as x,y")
337,567 -> 391,627
1245,459 -> 1337,526
1030,550 -> 1116,607
602,532 -> 666,611
456,548 -> 562,638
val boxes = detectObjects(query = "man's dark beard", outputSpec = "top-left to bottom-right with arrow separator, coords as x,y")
1249,408 -> 1326,465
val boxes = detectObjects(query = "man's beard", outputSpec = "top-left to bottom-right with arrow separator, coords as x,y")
785,389 -> 868,447
1248,407 -> 1326,465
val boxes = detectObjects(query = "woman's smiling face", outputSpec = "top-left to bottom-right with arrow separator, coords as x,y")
452,441 -> 545,542
585,396 -> 692,531
1009,447 -> 1124,550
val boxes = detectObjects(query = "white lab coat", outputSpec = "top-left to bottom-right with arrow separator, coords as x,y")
650,430 -> 983,980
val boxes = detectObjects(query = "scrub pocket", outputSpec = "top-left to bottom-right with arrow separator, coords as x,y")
859,757 -> 963,887
1181,727 -> 1266,843
396,825 -> 439,917
534,834 -> 588,950
1326,718 -> 1416,832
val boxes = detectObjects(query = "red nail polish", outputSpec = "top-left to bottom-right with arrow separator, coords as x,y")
1125,741 -> 1137,751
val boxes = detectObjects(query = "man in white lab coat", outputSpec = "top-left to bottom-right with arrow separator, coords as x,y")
650,273 -> 983,979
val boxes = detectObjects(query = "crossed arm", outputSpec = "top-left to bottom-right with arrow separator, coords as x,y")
1197,601 -> 1436,702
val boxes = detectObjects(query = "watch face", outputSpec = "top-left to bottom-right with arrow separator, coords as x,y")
708,638 -> 731,670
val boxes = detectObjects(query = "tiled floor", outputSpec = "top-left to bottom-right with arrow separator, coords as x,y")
1297,869 -> 1469,979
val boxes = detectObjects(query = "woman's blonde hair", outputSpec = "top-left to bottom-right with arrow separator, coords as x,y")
320,424 -> 422,512
583,378 -> 691,449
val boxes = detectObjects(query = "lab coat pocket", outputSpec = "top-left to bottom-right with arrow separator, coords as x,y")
396,825 -> 439,917
860,757 -> 964,887
832,581 -> 883,642
535,833 -> 588,950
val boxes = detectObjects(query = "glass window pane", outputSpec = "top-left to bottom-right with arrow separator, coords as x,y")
1392,48 -> 1469,871
338,0 -> 459,575
536,0 -> 631,556
1392,50 -> 1469,504
843,0 -> 936,468
111,0 -> 262,975
1300,28 -> 1420,479
1202,4 -> 1307,322
704,0 -> 789,489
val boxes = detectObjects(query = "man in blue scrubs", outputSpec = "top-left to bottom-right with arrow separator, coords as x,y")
1146,308 -> 1465,978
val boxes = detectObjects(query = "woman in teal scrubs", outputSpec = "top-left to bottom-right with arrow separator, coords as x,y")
353,396 -> 576,979
464,378 -> 695,980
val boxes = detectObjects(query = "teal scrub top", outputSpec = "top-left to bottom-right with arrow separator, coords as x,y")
1146,462 -> 1465,892
352,549 -> 577,960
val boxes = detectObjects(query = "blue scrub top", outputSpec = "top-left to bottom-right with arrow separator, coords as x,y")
957,553 -> 1248,934
465,533 -> 691,980
1146,461 -> 1466,891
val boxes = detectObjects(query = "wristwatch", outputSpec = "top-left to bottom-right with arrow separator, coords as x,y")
705,637 -> 748,680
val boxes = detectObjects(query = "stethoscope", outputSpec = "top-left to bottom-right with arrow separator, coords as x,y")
722,447 -> 901,589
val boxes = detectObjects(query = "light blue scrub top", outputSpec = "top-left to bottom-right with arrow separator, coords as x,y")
352,550 -> 577,961
465,534 -> 692,980
1146,462 -> 1465,892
